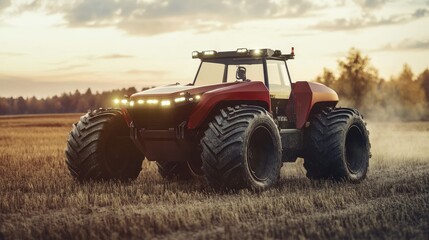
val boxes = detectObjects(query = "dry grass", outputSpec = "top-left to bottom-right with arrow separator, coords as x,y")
0,114 -> 428,239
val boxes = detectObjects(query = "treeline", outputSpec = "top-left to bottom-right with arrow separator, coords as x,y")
0,87 -> 151,115
1,48 -> 429,121
315,48 -> 429,121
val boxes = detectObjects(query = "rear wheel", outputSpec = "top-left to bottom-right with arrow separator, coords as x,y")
200,105 -> 282,191
65,109 -> 144,181
304,108 -> 371,182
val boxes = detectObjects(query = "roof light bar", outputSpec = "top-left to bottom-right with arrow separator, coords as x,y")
237,48 -> 249,54
192,51 -> 199,58
203,50 -> 216,56
192,48 -> 295,60
252,49 -> 262,56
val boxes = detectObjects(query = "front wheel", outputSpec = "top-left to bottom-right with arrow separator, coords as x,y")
304,108 -> 371,183
65,109 -> 144,181
200,105 -> 282,191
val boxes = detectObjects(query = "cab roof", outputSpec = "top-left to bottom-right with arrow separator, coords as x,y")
192,48 -> 295,61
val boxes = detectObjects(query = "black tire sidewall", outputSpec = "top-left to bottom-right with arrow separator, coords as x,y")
242,114 -> 282,190
340,116 -> 370,182
94,110 -> 142,180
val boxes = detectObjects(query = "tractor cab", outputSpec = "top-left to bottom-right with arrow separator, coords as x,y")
192,48 -> 295,128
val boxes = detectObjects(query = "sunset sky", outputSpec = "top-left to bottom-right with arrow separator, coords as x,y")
0,0 -> 428,98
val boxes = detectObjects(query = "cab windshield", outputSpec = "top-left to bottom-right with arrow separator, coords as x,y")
193,60 -> 264,86
193,59 -> 292,99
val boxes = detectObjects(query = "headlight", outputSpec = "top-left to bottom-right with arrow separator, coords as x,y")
237,48 -> 248,54
192,51 -> 199,58
195,95 -> 201,100
113,99 -> 120,104
129,101 -> 135,107
121,99 -> 128,104
161,100 -> 171,106
137,100 -> 144,104
147,99 -> 158,104
203,50 -> 216,56
253,49 -> 262,56
174,97 -> 186,103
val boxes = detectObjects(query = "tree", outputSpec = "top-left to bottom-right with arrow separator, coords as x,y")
315,68 -> 336,87
336,48 -> 378,109
390,65 -> 426,120
417,69 -> 429,103
76,98 -> 90,112
15,97 -> 27,114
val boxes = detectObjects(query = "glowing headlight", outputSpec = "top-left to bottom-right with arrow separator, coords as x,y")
113,99 -> 120,104
195,95 -> 201,100
203,50 -> 216,56
147,99 -> 158,104
129,101 -> 135,106
137,100 -> 144,104
174,97 -> 186,103
253,49 -> 262,55
121,99 -> 128,104
161,100 -> 171,106
237,48 -> 248,54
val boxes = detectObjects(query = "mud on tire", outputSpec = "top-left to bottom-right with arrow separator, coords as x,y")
200,105 -> 282,191
65,109 -> 144,181
304,107 -> 371,183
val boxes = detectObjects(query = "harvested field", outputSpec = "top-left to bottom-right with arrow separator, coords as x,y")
0,114 -> 428,239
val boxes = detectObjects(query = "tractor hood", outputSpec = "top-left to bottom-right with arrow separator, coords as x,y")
123,81 -> 271,130
130,82 -> 240,100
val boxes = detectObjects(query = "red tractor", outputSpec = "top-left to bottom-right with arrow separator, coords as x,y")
65,48 -> 371,191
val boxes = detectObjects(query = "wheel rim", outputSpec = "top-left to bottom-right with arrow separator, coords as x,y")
345,125 -> 367,174
247,125 -> 276,182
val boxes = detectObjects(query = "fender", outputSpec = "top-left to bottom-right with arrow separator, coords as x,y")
187,81 -> 271,129
293,81 -> 339,129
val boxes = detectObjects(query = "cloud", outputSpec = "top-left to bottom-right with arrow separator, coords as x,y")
96,54 -> 134,59
413,8 -> 428,18
376,39 -> 429,51
48,64 -> 88,72
353,0 -> 390,10
312,8 -> 428,31
4,1 -> 427,35
9,0 -> 317,36
0,0 -> 11,11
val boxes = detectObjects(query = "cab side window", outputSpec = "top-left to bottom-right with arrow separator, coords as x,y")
267,60 -> 291,99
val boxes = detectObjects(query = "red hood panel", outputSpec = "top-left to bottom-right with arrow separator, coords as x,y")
130,82 -> 240,99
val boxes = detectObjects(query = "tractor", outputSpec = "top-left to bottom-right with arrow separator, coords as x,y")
65,48 -> 371,191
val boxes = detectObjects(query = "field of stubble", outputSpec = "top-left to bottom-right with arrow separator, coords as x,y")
0,114 -> 428,240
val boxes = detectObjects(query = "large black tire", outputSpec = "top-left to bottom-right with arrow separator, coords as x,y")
156,162 -> 193,180
201,105 -> 282,191
304,107 -> 371,183
65,109 -> 144,181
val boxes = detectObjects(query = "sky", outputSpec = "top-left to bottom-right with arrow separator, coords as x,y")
0,0 -> 428,98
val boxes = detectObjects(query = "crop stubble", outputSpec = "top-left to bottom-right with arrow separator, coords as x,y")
0,114 -> 428,239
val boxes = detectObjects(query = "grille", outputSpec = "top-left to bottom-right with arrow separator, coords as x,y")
127,104 -> 196,130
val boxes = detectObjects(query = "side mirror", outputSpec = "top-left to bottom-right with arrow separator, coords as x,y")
236,66 -> 247,81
